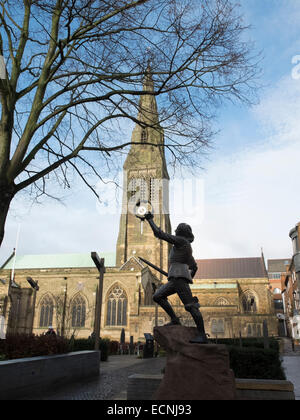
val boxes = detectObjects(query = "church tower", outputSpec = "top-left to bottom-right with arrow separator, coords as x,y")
116,70 -> 171,273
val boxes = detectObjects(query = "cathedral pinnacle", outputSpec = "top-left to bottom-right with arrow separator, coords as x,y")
137,66 -> 158,127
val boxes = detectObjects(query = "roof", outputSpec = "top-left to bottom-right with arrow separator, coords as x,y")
194,257 -> 267,279
1,252 -> 116,270
267,259 -> 291,273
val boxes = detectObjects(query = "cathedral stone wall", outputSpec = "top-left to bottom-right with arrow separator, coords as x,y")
0,264 -> 278,342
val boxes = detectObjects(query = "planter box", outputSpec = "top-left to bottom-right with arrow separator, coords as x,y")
0,350 -> 100,400
127,374 -> 295,401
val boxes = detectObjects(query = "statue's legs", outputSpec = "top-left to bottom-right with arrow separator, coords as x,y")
173,278 -> 208,343
153,278 -> 208,343
153,281 -> 181,325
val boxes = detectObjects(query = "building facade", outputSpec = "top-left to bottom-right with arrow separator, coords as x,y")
0,73 -> 278,343
281,222 -> 300,340
267,259 -> 291,336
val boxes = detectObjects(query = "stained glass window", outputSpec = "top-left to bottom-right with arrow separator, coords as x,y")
106,286 -> 127,326
71,294 -> 86,328
39,295 -> 54,327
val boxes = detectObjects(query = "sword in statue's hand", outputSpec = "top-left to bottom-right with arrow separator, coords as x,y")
138,256 -> 168,278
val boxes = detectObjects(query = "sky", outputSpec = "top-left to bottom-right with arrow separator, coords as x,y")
1,0 -> 300,267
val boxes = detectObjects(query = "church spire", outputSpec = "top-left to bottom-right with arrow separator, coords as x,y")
116,68 -> 171,271
136,67 -> 159,129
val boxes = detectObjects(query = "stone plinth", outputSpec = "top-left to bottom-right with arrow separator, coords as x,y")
153,325 -> 236,400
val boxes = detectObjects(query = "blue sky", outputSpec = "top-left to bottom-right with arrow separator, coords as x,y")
1,0 -> 300,266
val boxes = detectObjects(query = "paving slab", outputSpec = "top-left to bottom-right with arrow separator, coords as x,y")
282,356 -> 300,400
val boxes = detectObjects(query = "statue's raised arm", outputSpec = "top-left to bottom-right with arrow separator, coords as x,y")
141,210 -> 208,344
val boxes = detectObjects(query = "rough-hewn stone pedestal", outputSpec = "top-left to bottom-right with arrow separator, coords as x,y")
153,325 -> 236,400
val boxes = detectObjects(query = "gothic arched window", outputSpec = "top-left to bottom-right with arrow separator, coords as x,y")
71,294 -> 86,328
106,285 -> 127,326
39,295 -> 54,327
139,178 -> 148,201
129,178 -> 137,198
242,291 -> 257,313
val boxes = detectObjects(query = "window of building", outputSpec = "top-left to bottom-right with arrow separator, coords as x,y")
150,178 -> 158,203
39,295 -> 54,327
140,178 -> 148,201
242,291 -> 257,313
71,294 -> 86,328
211,319 -> 225,334
128,178 -> 137,198
106,285 -> 127,326
247,323 -> 262,337
274,299 -> 284,310
141,129 -> 147,143
269,273 -> 281,279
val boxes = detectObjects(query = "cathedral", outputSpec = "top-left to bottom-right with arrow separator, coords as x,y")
0,73 -> 278,342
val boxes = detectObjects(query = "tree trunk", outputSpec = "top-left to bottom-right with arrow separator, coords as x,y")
0,187 -> 15,249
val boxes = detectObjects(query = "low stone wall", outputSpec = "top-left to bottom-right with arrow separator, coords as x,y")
235,378 -> 295,400
127,374 -> 295,400
0,351 -> 100,400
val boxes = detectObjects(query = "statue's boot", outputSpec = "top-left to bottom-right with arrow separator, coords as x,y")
185,304 -> 208,344
164,317 -> 181,326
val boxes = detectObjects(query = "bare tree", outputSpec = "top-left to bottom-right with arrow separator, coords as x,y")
0,0 -> 259,248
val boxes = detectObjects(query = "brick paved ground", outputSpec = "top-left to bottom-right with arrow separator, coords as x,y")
280,338 -> 300,400
282,356 -> 300,400
19,355 -> 166,400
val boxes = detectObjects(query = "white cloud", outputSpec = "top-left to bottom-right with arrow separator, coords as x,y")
253,75 -> 300,143
179,74 -> 300,261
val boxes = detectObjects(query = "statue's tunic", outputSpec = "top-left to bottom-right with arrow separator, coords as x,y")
148,220 -> 198,283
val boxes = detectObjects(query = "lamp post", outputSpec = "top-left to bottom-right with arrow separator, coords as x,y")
91,252 -> 105,351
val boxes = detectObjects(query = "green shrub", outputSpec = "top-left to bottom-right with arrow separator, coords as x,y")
229,346 -> 286,380
208,337 -> 280,352
206,338 -> 283,380
0,334 -> 69,360
68,337 -> 109,361
99,338 -> 109,361
69,338 -> 94,352
0,334 -> 112,362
